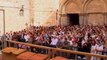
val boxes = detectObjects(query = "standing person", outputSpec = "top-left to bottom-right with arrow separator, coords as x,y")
35,33 -> 44,53
0,31 -> 2,49
90,40 -> 97,60
62,38 -> 70,58
63,38 -> 70,49
20,32 -> 26,42
96,41 -> 104,60
50,35 -> 58,48
24,32 -> 30,42
12,32 -> 18,47
12,32 -> 18,41
103,38 -> 107,60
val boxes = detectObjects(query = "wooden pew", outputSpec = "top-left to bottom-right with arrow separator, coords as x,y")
6,40 -> 107,60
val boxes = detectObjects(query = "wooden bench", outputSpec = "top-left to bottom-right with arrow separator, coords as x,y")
2,47 -> 26,60
12,49 -> 26,60
16,52 -> 35,60
29,54 -> 49,60
52,56 -> 71,60
2,47 -> 17,60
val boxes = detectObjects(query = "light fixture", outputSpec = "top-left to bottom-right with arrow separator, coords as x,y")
19,5 -> 24,16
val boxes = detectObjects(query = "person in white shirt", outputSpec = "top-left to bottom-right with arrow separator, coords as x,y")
24,34 -> 30,42
90,40 -> 97,60
50,36 -> 58,48
96,41 -> 104,60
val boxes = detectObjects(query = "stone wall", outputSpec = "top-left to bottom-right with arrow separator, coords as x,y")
33,0 -> 59,26
59,0 -> 107,26
0,0 -> 107,34
0,0 -> 30,34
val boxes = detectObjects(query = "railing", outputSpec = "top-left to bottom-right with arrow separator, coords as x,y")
6,40 -> 107,60
6,40 -> 51,59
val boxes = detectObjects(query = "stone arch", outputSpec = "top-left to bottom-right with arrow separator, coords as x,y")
85,0 -> 106,25
59,0 -> 82,14
64,2 -> 81,14
59,0 -> 83,26
83,0 -> 92,12
62,0 -> 82,14
59,0 -> 69,14
86,0 -> 106,13
83,0 -> 107,12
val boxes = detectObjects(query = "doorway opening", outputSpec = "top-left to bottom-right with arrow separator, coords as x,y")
67,14 -> 79,25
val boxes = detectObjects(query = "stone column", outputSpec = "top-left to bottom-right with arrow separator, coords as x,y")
60,14 -> 68,26
103,13 -> 105,25
104,13 -> 107,25
83,13 -> 88,25
79,13 -> 84,25
29,0 -> 34,26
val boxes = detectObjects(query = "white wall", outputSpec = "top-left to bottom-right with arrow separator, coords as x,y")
0,0 -> 30,34
34,0 -> 59,26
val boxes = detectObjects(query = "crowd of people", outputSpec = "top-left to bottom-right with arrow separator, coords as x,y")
2,25 -> 107,60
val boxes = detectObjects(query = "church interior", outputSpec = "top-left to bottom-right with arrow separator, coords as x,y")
0,0 -> 107,60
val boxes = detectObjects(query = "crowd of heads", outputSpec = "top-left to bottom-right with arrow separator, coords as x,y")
4,25 -> 107,56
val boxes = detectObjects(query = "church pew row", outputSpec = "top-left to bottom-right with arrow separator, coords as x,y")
2,47 -> 69,60
2,47 -> 26,60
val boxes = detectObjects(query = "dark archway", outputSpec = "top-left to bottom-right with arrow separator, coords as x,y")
68,14 -> 79,25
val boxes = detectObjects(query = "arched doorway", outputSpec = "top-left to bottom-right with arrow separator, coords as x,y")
60,1 -> 82,26
59,0 -> 107,26
67,14 -> 79,25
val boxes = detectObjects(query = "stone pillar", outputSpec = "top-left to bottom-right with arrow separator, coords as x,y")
60,14 -> 68,26
79,13 -> 84,25
106,13 -> 107,25
103,13 -> 106,25
101,13 -> 105,25
29,0 -> 34,26
104,13 -> 107,25
83,13 -> 88,25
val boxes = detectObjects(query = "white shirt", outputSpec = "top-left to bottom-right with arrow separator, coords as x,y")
96,44 -> 104,54
82,40 -> 85,46
95,44 -> 104,60
24,35 -> 30,42
91,45 -> 97,60
91,45 -> 96,54
50,38 -> 58,45
69,40 -> 73,46
84,31 -> 88,41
